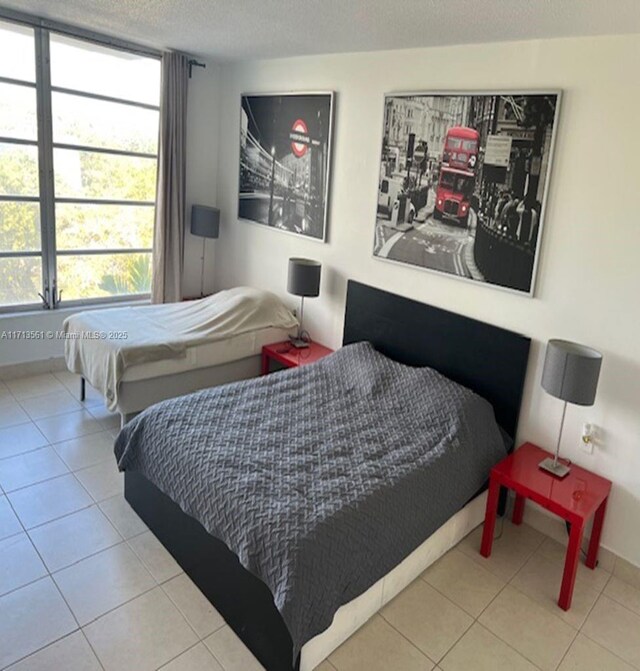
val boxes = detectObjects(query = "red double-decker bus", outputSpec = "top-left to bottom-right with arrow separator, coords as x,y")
434,127 -> 479,227
442,126 -> 480,172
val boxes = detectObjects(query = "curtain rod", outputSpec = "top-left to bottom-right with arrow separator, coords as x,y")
0,5 -> 163,59
188,59 -> 206,78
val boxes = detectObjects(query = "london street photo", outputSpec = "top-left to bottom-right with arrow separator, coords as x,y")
238,92 -> 334,241
374,92 -> 560,294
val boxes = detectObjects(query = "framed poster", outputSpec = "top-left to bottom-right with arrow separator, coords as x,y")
374,92 -> 561,294
238,92 -> 334,242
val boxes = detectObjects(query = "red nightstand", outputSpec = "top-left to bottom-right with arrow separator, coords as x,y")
261,341 -> 334,375
480,442 -> 611,611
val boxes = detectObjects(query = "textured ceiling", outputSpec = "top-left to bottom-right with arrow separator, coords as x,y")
3,0 -> 640,62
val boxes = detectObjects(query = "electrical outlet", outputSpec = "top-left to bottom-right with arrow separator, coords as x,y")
581,423 -> 595,454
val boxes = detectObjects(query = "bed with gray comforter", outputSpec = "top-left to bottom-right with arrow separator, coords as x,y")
114,341 -> 507,658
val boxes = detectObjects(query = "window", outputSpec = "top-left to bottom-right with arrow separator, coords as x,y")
0,19 -> 160,311
0,22 -> 40,308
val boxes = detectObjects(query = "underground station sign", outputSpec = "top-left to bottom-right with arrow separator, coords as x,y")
289,119 -> 321,158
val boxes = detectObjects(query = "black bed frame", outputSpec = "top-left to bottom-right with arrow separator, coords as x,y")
124,280 -> 531,671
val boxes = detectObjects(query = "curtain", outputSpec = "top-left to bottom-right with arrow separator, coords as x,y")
151,52 -> 189,303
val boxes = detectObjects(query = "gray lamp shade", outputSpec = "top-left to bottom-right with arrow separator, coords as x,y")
287,258 -> 321,297
191,205 -> 220,239
541,339 -> 602,406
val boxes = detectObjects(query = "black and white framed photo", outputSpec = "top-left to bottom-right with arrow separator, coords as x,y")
238,92 -> 334,242
374,92 -> 561,294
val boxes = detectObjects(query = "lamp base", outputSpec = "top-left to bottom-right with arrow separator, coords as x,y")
539,457 -> 571,479
288,335 -> 309,349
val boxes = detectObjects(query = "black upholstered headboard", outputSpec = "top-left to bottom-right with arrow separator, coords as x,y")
342,280 -> 531,440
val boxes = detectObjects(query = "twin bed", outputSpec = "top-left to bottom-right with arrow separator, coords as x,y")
63,286 -> 297,424
92,281 -> 531,670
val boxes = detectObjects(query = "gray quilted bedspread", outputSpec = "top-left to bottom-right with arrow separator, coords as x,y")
114,342 -> 507,658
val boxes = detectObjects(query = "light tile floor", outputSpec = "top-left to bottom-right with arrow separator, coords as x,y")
1,372 -> 640,670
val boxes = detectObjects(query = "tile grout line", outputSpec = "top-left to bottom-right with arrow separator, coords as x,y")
552,573 -> 627,670
15,391 -> 85,420
457,533 -> 559,670
0,451 -> 73,494
551,620 -> 581,670
1,482 -> 30,549
0,575 -> 82,671
0,413 -> 109,452
0,626 -> 82,671
456,534 -> 544,584
202,631 -> 243,671
600,584 -> 640,616
18,494 -> 95,533
37,425 -> 108,450
11,460 -> 102,522
441,581 -> 520,666
378,604 -> 452,667
158,575 -> 227,639
0,442 -> 51,463
500,579 -> 581,661
473,621 -> 545,671
0,482 -> 155,671
578,623 -> 639,670
25,504 -> 125,573
2,453 -> 123,534
77,580 -> 159,629
78,628 -> 107,671
371,520 -> 548,670
0,433 -> 112,469
2,568 -> 106,670
506,578 -> 585,626
70,572 -> 223,669
154,639 -> 206,671
606,568 -> 640,598
44,534 -> 192,635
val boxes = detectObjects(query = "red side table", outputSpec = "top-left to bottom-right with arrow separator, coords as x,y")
261,341 -> 334,375
480,442 -> 611,611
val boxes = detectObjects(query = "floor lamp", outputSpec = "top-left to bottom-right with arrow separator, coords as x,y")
191,205 -> 220,298
539,339 -> 603,478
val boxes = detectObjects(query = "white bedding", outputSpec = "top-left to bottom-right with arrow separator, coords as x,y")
63,287 -> 297,410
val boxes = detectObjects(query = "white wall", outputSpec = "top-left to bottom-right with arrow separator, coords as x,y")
212,34 -> 640,564
0,307 -> 85,366
183,59 -> 223,299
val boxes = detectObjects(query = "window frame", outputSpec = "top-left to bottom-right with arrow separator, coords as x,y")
0,9 -> 161,313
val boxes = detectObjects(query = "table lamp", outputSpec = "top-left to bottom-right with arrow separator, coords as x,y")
191,205 -> 220,297
540,339 -> 603,478
287,258 -> 321,348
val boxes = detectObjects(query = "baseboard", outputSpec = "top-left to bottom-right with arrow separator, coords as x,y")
0,357 -> 67,380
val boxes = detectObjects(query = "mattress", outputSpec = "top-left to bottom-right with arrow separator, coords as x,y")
121,326 -> 290,382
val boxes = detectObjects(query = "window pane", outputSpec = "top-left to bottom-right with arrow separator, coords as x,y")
52,92 -> 159,154
50,34 -> 160,106
58,252 -> 151,300
0,21 -> 35,82
0,143 -> 39,196
53,148 -> 156,201
0,256 -> 42,306
56,203 -> 153,250
0,83 -> 37,141
0,201 -> 41,252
